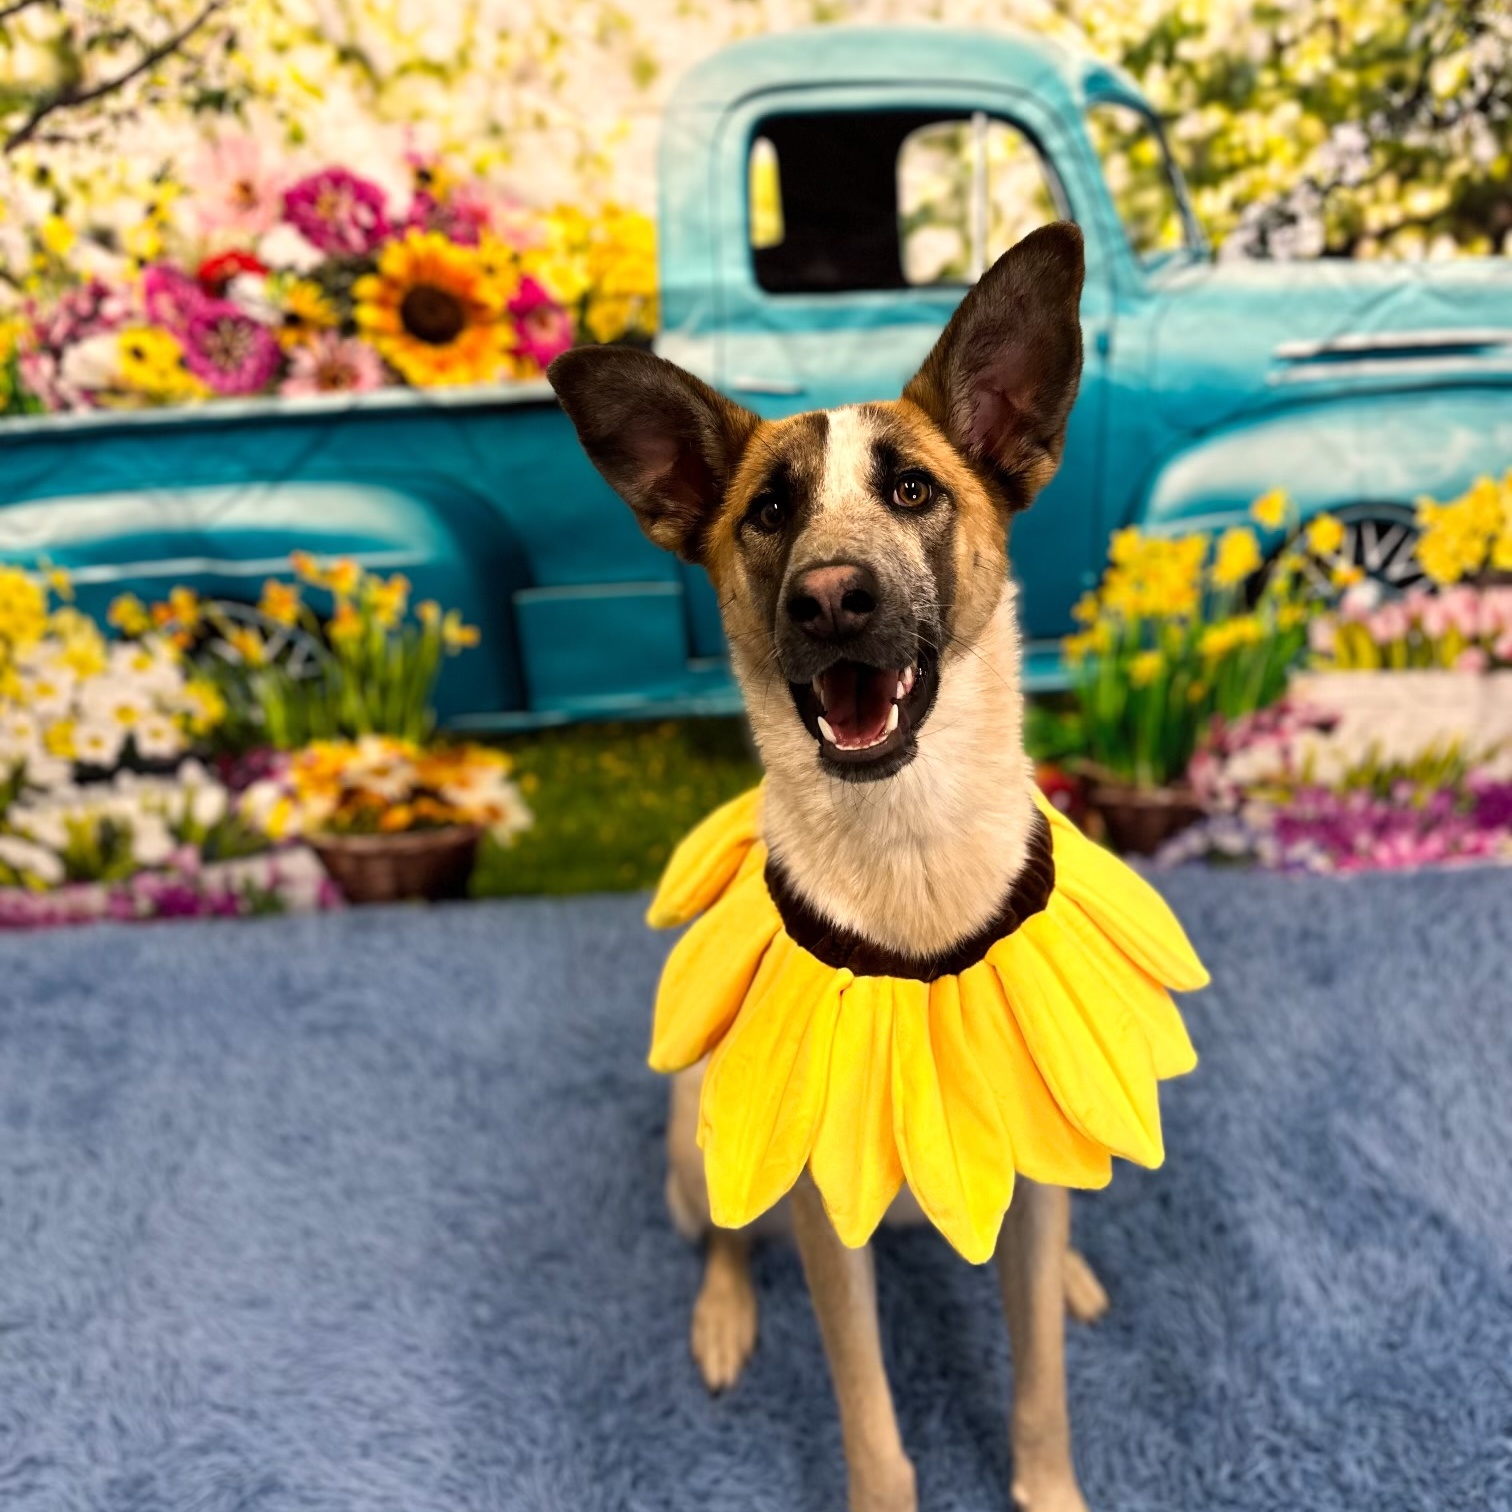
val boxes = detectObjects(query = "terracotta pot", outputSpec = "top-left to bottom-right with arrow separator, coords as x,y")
310,826 -> 482,904
1085,782 -> 1203,857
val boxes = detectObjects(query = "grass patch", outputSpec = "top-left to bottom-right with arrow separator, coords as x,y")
473,717 -> 762,897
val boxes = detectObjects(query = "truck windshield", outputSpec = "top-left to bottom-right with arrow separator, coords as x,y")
1085,102 -> 1202,266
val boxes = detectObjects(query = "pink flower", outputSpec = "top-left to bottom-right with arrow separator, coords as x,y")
282,169 -> 390,257
143,264 -> 210,334
1455,647 -> 1489,673
1494,631 -> 1512,666
1368,602 -> 1408,645
17,279 -> 128,410
1307,618 -> 1336,657
185,132 -> 287,240
509,276 -> 574,371
404,187 -> 490,246
181,302 -> 283,394
279,332 -> 387,397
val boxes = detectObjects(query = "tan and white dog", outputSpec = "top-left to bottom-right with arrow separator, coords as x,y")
550,223 -> 1107,1512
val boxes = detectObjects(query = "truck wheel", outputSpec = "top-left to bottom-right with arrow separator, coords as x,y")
1300,502 -> 1424,599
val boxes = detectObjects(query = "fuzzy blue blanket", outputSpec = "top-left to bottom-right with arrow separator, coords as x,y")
0,870 -> 1507,1510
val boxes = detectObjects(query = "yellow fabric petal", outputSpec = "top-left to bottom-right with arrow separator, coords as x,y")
956,963 -> 1112,1191
893,976 -> 1014,1264
700,942 -> 849,1231
989,899 -> 1164,1168
648,869 -> 781,1073
646,786 -> 763,929
1056,895 -> 1197,1081
1033,787 -> 1209,992
810,976 -> 904,1249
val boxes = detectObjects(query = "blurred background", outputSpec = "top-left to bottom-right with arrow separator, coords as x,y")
0,0 -> 1507,918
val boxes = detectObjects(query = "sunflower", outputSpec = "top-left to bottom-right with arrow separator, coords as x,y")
354,230 -> 516,387
647,785 -> 1207,1264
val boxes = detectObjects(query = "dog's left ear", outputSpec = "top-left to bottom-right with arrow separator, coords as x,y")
903,221 -> 1084,509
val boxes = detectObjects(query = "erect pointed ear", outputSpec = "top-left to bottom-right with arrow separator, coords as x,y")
902,221 -> 1084,510
547,346 -> 760,563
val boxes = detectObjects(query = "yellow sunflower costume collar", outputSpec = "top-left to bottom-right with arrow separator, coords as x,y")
646,785 -> 1209,1265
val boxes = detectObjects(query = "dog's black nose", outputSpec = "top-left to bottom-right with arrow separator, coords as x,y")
786,563 -> 879,642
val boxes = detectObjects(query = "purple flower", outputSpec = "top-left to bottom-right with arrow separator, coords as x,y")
181,302 -> 283,394
283,169 -> 391,257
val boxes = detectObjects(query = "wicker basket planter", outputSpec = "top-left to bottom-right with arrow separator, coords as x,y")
1084,780 -> 1204,857
309,826 -> 482,904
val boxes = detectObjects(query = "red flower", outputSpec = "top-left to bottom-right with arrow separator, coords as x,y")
197,250 -> 269,296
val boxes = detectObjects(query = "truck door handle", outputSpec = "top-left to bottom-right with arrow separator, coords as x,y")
729,376 -> 806,396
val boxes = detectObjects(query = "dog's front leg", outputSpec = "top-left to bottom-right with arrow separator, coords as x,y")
790,1179 -> 917,1512
995,1181 -> 1090,1512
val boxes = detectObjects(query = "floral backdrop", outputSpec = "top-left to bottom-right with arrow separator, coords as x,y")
0,0 -> 1504,923
0,0 -> 1505,414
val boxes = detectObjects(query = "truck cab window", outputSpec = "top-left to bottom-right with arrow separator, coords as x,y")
749,109 -> 1064,294
898,117 -> 1060,285
1086,102 -> 1193,263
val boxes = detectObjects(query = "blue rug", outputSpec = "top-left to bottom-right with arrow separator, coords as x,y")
0,869 -> 1508,1511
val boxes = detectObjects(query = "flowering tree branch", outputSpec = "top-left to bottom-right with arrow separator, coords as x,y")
3,0 -> 227,154
0,0 -> 49,24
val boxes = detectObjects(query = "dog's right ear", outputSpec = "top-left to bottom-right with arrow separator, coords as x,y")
548,346 -> 759,563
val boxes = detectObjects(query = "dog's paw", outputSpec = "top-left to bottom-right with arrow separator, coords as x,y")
690,1264 -> 757,1392
1063,1248 -> 1109,1325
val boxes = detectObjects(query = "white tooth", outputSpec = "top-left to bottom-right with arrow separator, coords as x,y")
902,664 -> 915,693
812,676 -> 825,707
896,680 -> 906,700
818,716 -> 837,744
885,703 -> 899,735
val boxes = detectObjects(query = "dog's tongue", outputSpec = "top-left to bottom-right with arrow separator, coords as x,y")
819,662 -> 895,748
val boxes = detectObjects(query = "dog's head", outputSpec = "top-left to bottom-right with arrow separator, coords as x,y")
549,223 -> 1083,783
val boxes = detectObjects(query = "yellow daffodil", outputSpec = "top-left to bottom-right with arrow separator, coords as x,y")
224,625 -> 268,666
0,568 -> 48,650
181,680 -> 226,737
366,573 -> 410,629
165,586 -> 201,631
1305,512 -> 1345,558
259,579 -> 301,627
441,609 -> 480,651
329,601 -> 363,646
1129,649 -> 1164,687
1249,488 -> 1290,530
1211,526 -> 1262,588
325,559 -> 362,599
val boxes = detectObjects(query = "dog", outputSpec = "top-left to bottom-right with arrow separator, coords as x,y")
551,222 -> 1105,1512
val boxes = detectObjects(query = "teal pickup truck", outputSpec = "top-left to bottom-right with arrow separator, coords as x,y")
3,25 -> 1509,730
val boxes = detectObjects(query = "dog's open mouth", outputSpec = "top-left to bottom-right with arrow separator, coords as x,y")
789,651 -> 936,777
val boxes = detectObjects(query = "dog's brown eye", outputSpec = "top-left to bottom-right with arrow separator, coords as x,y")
893,474 -> 933,508
754,497 -> 785,533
